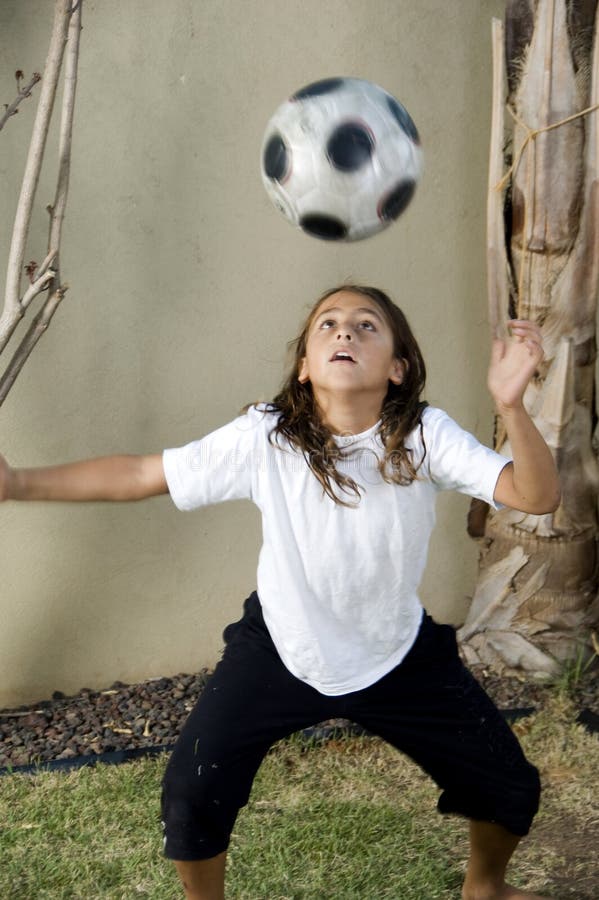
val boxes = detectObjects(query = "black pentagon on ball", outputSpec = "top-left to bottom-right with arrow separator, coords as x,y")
263,133 -> 289,182
327,122 -> 374,172
386,96 -> 420,144
379,179 -> 416,221
291,78 -> 346,101
300,214 -> 348,241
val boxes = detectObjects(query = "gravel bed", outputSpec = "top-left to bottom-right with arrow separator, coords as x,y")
0,665 -> 597,772
0,672 -> 210,770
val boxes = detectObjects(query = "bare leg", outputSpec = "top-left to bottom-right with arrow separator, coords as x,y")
462,821 -> 551,900
172,852 -> 227,900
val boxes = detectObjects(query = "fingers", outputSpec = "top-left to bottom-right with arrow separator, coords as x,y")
506,319 -> 544,359
507,319 -> 542,340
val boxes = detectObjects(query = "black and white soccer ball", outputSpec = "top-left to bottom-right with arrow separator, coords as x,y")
260,77 -> 422,242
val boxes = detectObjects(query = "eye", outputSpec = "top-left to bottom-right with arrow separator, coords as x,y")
359,320 -> 376,330
320,318 -> 336,329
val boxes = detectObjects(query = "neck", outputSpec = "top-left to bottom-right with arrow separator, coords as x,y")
314,391 -> 384,435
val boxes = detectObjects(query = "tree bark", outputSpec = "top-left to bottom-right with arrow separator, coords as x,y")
459,0 -> 599,677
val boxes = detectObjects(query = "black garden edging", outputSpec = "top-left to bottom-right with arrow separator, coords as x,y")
0,743 -> 177,777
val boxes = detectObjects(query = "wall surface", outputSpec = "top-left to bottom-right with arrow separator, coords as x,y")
0,0 -> 504,707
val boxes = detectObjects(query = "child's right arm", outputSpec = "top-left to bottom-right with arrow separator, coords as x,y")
0,453 -> 169,503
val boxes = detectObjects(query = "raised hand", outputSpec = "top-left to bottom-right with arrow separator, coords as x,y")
487,319 -> 560,514
487,320 -> 544,414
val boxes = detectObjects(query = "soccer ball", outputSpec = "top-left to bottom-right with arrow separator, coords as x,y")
260,77 -> 422,242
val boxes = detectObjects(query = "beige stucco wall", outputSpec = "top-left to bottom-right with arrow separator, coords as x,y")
0,0 -> 504,707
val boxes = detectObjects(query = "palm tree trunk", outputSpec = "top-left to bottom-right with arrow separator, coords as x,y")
459,0 -> 599,677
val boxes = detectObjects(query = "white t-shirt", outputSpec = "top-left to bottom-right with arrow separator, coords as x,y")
163,405 -> 509,696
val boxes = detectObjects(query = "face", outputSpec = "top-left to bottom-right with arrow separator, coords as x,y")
298,291 -> 405,398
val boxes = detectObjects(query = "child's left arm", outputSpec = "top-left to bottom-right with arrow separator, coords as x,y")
488,320 -> 561,514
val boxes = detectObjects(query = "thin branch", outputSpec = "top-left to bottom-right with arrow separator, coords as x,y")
47,0 -> 82,285
0,0 -> 71,355
0,72 -> 42,133
487,17 -> 510,339
33,249 -> 58,284
21,268 -> 57,311
0,287 -> 68,408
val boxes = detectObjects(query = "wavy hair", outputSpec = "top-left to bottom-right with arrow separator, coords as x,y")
267,285 -> 428,505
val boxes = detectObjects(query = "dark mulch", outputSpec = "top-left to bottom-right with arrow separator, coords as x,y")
0,671 -> 209,771
0,665 -> 597,773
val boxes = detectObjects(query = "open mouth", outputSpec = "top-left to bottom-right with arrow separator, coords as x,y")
330,351 -> 356,363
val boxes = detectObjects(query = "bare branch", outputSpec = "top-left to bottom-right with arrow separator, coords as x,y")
0,72 -> 42,133
0,286 -> 68,408
34,249 -> 59,284
487,18 -> 510,339
0,0 -> 72,355
0,2 -> 82,404
21,269 -> 57,311
46,0 -> 82,291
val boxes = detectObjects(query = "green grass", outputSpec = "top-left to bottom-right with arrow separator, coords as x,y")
0,697 -> 597,899
551,644 -> 597,698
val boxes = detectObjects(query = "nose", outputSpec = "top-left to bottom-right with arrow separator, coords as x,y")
336,329 -> 352,341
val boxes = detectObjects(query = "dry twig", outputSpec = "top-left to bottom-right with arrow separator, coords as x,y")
0,71 -> 42,133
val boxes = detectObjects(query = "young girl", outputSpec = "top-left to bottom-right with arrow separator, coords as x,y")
0,285 -> 559,900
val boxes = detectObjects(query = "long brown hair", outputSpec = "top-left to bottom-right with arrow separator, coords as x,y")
268,284 -> 428,505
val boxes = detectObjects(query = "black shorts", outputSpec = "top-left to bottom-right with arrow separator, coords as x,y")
161,592 -> 540,860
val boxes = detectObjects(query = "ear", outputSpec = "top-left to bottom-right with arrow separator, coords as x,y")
298,357 -> 310,384
389,357 -> 407,385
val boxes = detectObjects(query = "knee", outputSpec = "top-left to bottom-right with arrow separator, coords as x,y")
162,753 -> 221,818
161,758 -> 232,860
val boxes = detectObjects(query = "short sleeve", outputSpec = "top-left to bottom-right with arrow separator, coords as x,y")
422,407 -> 510,509
162,408 -> 265,510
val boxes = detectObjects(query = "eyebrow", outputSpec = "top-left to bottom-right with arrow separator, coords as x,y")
314,306 -> 385,322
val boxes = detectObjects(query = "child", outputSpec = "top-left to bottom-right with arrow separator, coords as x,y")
0,285 -> 559,900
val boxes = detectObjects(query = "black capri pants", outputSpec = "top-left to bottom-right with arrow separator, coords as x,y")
161,592 -> 540,860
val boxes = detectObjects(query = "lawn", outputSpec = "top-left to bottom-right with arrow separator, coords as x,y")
0,696 -> 597,899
